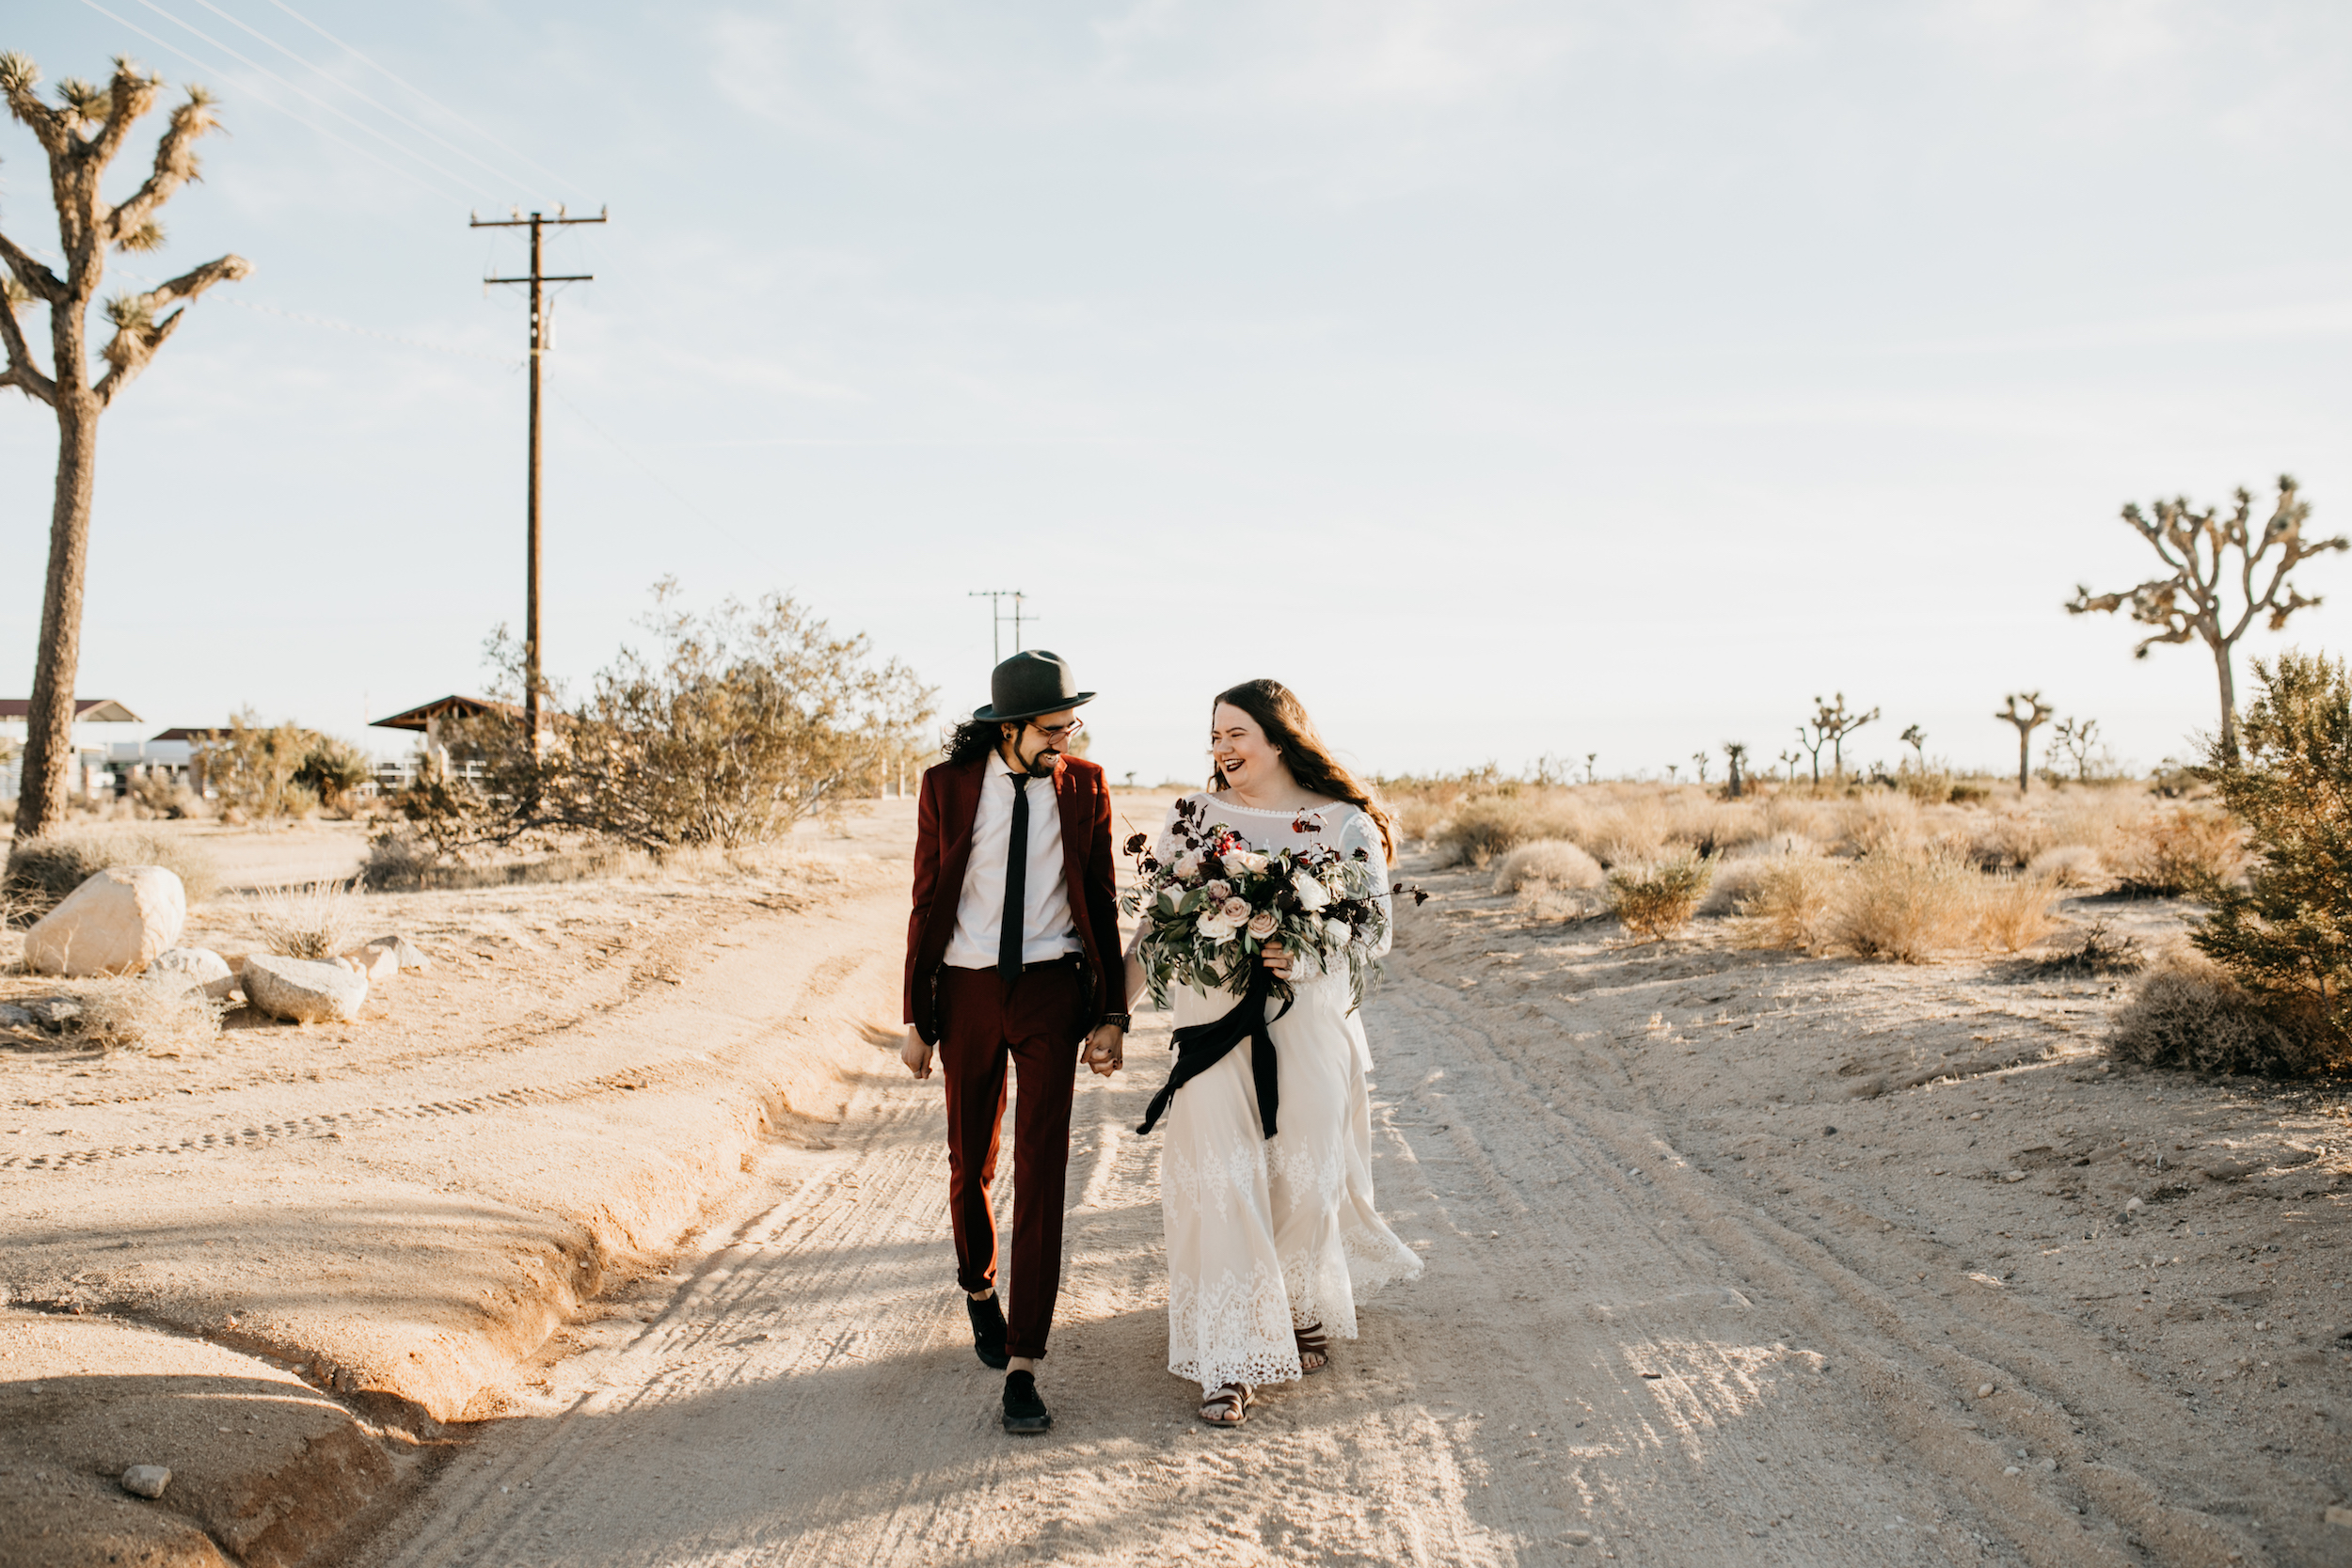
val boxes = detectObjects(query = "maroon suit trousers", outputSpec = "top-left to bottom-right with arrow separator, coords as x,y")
937,963 -> 1084,1360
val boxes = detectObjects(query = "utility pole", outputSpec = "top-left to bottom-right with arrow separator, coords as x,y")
967,590 -> 1036,664
471,204 -> 607,751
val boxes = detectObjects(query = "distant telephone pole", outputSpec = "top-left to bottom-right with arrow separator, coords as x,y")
967,590 -> 1036,664
471,204 -> 607,749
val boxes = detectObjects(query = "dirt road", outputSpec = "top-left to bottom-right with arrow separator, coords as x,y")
354,891 -> 2288,1567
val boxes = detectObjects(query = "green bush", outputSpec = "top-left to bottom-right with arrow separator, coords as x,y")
2187,649 -> 2352,1068
1606,851 -> 1712,941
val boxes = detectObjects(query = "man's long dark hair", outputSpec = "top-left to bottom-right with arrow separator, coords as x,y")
942,717 -> 1004,768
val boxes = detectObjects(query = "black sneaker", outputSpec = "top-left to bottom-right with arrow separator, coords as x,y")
965,1292 -> 1009,1370
1002,1370 -> 1051,1434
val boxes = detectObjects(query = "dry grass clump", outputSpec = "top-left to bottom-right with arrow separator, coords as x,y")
1732,857 -> 1846,950
74,978 -> 224,1054
2033,920 -> 2145,976
249,879 -> 360,960
1605,851 -> 1712,941
1493,839 -> 1604,895
2108,950 -> 2340,1076
1834,849 -> 1981,961
1968,810 -> 2049,870
2026,845 -> 2107,889
1434,796 -> 1587,867
3,828 -> 222,914
1974,873 -> 2064,953
2108,804 -> 2244,896
1390,796 -> 1452,846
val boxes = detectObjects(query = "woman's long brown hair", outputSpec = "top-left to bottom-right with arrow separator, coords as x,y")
1208,678 -> 1396,861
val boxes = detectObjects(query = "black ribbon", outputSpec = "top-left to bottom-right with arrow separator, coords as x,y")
1136,963 -> 1292,1140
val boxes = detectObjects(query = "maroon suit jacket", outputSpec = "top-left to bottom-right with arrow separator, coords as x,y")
903,752 -> 1120,1045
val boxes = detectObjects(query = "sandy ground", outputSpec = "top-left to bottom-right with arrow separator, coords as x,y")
7,801 -> 2350,1565
0,806 -> 917,1565
342,831 -> 2349,1568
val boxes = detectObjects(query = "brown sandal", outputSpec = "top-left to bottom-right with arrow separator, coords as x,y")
1199,1384 -> 1254,1426
1294,1323 -> 1329,1375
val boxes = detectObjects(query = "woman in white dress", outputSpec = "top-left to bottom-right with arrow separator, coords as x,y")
1120,678 -> 1422,1426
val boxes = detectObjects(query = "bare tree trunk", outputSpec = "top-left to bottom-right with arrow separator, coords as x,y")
16,388 -> 97,843
2016,730 -> 2030,793
2213,638 -> 2239,758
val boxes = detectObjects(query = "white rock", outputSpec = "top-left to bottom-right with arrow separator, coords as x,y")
120,1464 -> 170,1498
242,954 -> 368,1023
146,946 -> 235,1000
2125,1196 -> 2146,1213
24,866 -> 186,976
358,933 -> 433,973
1977,1383 -> 1995,1398
341,944 -> 399,982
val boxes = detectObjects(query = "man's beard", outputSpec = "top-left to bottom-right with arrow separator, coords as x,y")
1022,749 -> 1059,777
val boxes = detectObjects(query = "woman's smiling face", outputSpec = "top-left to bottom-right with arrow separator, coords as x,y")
1210,703 -> 1281,792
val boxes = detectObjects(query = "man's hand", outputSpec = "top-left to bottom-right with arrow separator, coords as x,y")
1261,940 -> 1294,980
900,1024 -> 935,1080
1081,1024 -> 1124,1076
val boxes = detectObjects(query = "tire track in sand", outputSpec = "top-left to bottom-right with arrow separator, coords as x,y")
359,970 -> 2103,1567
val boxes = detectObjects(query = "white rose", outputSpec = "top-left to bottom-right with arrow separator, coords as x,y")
1326,918 -> 1352,943
1247,910 -> 1279,941
1292,871 -> 1330,911
1196,911 -> 1237,942
1173,852 -> 1202,879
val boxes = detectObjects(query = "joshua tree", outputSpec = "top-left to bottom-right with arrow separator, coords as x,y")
1899,723 -> 1928,772
1996,692 -> 2055,792
2066,475 -> 2345,756
1583,752 -> 1597,784
1796,692 -> 1877,783
2051,716 -> 2101,782
1723,741 -> 1748,798
1776,748 -> 1803,784
1689,751 -> 1710,784
0,55 -> 247,846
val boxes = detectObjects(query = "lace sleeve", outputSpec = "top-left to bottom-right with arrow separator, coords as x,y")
1337,809 -> 1393,960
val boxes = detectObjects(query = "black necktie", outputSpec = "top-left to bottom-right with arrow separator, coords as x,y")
999,772 -> 1029,981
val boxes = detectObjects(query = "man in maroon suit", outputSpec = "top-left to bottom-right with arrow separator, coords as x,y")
900,649 -> 1127,1434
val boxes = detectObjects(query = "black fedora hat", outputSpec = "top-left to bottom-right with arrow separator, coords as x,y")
974,650 -> 1096,723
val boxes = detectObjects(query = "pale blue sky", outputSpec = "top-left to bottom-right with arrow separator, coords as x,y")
4,1 -> 2349,784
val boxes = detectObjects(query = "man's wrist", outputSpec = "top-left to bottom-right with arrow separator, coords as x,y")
1099,1011 -> 1131,1031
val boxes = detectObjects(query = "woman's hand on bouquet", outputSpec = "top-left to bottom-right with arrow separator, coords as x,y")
1081,1024 -> 1124,1076
1260,940 -> 1293,979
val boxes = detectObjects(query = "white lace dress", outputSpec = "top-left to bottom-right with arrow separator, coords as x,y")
1151,794 -> 1423,1394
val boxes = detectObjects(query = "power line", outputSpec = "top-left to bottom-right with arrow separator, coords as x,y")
120,0 -> 500,199
257,0 -> 585,198
72,0 -> 462,201
177,0 -> 545,199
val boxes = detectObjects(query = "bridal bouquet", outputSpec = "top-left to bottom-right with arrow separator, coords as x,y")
1120,797 -> 1391,1009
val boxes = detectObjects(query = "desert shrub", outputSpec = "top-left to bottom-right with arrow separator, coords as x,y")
1834,849 -> 1979,962
294,736 -> 374,814
74,978 -> 223,1054
1434,795 -> 1584,867
249,879 -> 359,960
1605,851 -> 1712,941
1974,874 -> 2063,953
1968,811 -> 2048,871
2034,920 -> 2145,976
128,772 -> 199,819
2186,650 -> 2352,1053
2108,804 -> 2244,896
1732,857 -> 1846,950
197,710 -> 330,821
1699,854 -> 1778,916
1390,796 -> 1451,845
399,583 -> 933,858
2026,845 -> 2106,888
1493,838 -> 1604,895
3,828 -> 222,913
1838,795 -> 1927,857
2109,952 -> 2338,1075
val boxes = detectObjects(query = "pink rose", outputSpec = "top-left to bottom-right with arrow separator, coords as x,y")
1203,879 -> 1232,902
1220,896 -> 1250,923
1248,910 -> 1279,941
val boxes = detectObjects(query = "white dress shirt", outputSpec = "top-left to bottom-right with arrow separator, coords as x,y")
944,767 -> 1080,969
